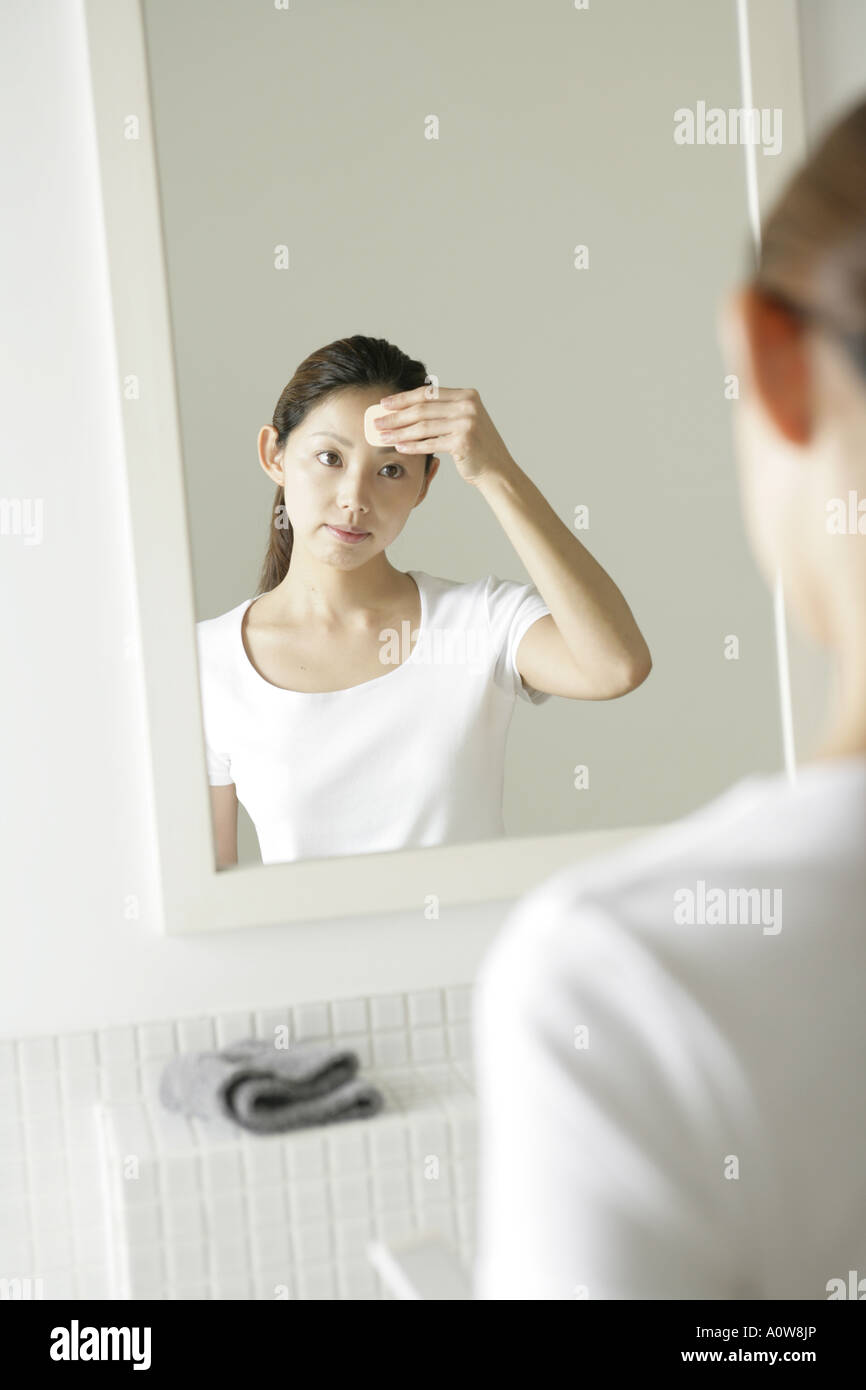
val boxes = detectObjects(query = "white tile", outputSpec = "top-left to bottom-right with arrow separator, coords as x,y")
67,1148 -> 104,1196
100,1063 -> 140,1105
294,1223 -> 332,1263
165,1243 -> 207,1282
249,1223 -> 293,1266
447,1105 -> 478,1158
44,1270 -> 78,1299
0,1117 -> 25,1159
135,1022 -> 176,1061
371,1032 -> 410,1068
371,1168 -> 412,1210
325,1127 -> 367,1176
0,1040 -> 16,1082
62,1106 -> 101,1152
61,1070 -> 101,1106
284,1136 -> 325,1180
291,1002 -> 330,1041
338,1260 -> 379,1300
167,1280 -> 209,1300
445,984 -> 473,1023
331,1175 -> 371,1220
124,1203 -> 163,1244
367,1118 -> 409,1167
407,989 -> 444,1026
202,1147 -> 243,1194
162,1195 -> 206,1242
32,1227 -> 74,1266
0,1080 -> 21,1119
296,1262 -> 337,1300
454,1163 -> 477,1199
206,1192 -> 246,1242
331,998 -> 367,1035
19,1071 -> 61,1117
256,1267 -> 296,1299
104,1100 -> 152,1156
211,1234 -> 250,1271
58,1032 -> 98,1072
97,1026 -> 137,1068
413,1162 -> 455,1201
70,1223 -> 110,1265
158,1154 -> 199,1202
212,1274 -> 254,1300
26,1153 -> 71,1198
254,1008 -> 291,1043
115,1166 -> 160,1206
369,994 -> 406,1031
176,1017 -> 217,1052
455,1203 -> 477,1247
241,1138 -> 285,1187
247,1185 -> 288,1229
288,1178 -> 329,1225
0,1239 -> 33,1269
408,1115 -> 450,1159
128,1247 -> 164,1286
17,1036 -> 58,1076
333,1215 -> 374,1259
23,1100 -> 67,1156
373,1207 -> 416,1243
150,1108 -> 197,1155
76,1265 -> 113,1299
213,1013 -> 254,1048
447,1022 -> 473,1062
417,1207 -> 459,1242
409,1028 -> 447,1063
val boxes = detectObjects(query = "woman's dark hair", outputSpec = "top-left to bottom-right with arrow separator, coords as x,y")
256,334 -> 436,594
751,96 -> 866,380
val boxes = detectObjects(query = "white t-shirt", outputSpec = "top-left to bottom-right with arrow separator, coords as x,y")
472,752 -> 866,1300
195,570 -> 551,864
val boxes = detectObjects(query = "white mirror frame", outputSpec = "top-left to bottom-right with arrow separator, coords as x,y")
82,0 -> 806,932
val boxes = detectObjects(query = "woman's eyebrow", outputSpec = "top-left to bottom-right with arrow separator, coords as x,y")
308,430 -> 399,454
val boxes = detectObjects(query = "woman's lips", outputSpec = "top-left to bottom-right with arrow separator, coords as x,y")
326,524 -> 370,543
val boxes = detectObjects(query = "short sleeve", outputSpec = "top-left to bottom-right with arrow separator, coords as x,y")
195,620 -> 234,786
484,574 -> 552,705
204,741 -> 233,787
472,883 -> 762,1299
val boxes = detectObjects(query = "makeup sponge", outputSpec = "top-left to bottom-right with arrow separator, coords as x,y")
364,404 -> 392,446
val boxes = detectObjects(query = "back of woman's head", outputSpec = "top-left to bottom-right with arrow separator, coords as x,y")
752,97 -> 866,378
728,97 -> 866,650
257,335 -> 435,593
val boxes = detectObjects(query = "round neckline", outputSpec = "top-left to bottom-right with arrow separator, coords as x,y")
237,570 -> 427,697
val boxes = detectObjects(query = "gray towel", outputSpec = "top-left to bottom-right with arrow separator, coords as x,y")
158,1036 -> 385,1133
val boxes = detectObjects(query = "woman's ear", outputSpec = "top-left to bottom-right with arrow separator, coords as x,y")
257,425 -> 285,485
740,285 -> 813,447
413,456 -> 440,507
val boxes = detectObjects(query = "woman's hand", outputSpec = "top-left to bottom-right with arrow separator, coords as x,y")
374,385 -> 517,486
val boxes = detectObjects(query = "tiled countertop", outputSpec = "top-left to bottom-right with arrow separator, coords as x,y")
94,1059 -> 478,1299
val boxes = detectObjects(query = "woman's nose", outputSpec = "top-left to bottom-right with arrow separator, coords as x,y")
337,469 -> 370,512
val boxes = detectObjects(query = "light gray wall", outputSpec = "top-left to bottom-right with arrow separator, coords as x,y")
1,0 -> 859,1037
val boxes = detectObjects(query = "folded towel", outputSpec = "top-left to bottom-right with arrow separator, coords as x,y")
158,1036 -> 385,1133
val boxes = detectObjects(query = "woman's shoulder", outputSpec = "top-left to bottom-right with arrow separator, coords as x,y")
195,597 -> 252,665
413,571 -> 546,628
411,569 -> 492,605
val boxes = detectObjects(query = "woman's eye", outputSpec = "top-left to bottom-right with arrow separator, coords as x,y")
315,451 -> 404,479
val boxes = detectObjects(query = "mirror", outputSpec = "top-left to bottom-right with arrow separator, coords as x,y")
84,0 -> 803,922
